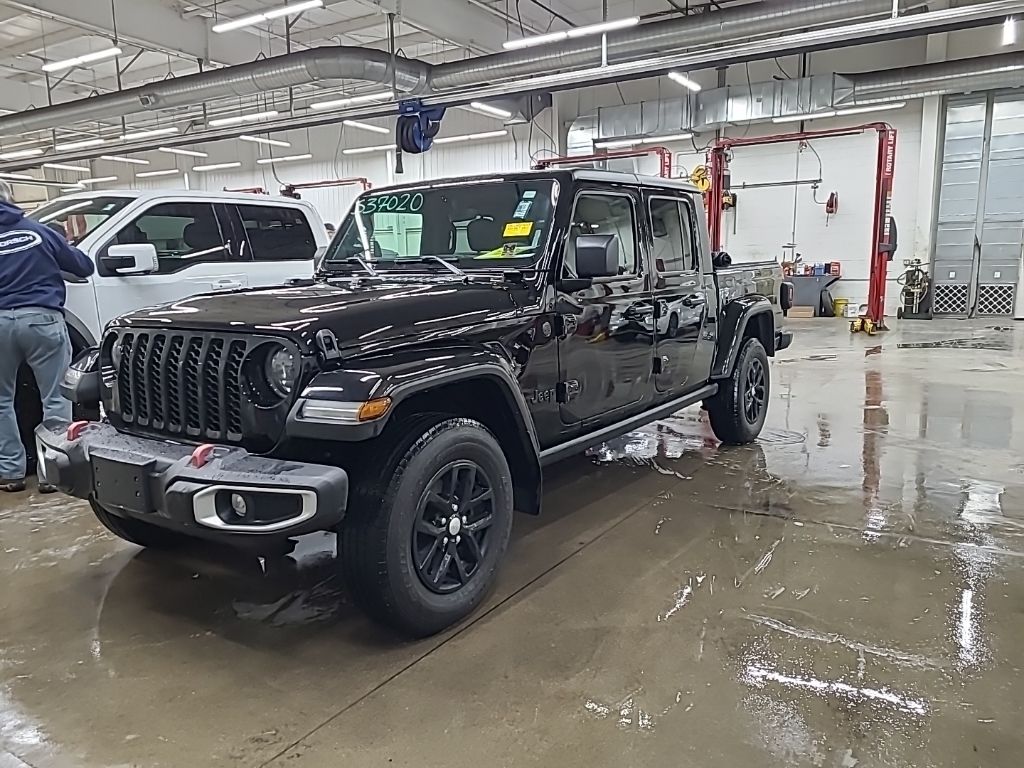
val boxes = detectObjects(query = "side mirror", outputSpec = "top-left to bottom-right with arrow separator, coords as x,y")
712,251 -> 733,269
575,234 -> 619,279
101,243 -> 157,275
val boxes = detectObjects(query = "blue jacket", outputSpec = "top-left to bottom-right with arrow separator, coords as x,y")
0,200 -> 94,311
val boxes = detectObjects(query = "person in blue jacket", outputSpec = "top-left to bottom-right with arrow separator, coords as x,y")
0,179 -> 94,492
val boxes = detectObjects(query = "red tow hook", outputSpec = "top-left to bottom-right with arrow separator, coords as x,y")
189,443 -> 218,469
66,421 -> 92,441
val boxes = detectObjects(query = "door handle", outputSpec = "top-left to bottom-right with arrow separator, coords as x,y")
682,293 -> 706,307
213,279 -> 243,290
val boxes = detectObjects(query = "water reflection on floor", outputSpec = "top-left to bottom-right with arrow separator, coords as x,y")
2,318 -> 1024,767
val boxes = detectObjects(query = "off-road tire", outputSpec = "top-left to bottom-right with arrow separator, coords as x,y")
91,499 -> 188,549
340,416 -> 514,637
708,337 -> 770,445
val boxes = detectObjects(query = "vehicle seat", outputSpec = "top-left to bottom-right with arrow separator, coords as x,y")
116,223 -> 146,245
467,218 -> 502,253
182,220 -> 222,253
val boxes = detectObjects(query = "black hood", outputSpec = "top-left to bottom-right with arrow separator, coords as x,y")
112,276 -> 526,353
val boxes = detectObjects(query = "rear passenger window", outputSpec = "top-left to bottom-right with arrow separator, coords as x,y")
649,197 -> 696,272
237,205 -> 317,262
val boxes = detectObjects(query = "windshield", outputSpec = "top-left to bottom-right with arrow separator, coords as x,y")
322,179 -> 556,272
29,196 -> 133,246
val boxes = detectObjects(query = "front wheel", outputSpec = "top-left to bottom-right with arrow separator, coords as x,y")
707,337 -> 770,445
340,417 -> 514,637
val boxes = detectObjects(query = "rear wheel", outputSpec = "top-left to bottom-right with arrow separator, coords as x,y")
340,416 -> 514,637
707,337 -> 770,445
91,499 -> 188,549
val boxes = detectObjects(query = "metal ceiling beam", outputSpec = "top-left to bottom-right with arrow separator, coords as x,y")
0,0 -> 268,65
351,0 -> 530,52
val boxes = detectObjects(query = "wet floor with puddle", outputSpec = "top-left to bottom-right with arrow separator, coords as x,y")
2,318 -> 1023,767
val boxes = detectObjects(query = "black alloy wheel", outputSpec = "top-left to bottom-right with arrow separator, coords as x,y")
413,461 -> 494,594
743,357 -> 767,424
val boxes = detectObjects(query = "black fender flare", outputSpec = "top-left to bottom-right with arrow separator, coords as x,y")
63,311 -> 96,353
711,295 -> 775,379
288,348 -> 542,515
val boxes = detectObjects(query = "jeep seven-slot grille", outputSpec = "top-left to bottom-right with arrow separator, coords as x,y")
111,331 -> 250,442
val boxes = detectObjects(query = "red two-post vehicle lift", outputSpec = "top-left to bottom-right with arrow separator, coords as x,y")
707,123 -> 898,332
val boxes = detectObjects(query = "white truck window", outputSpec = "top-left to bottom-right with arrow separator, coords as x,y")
110,202 -> 229,275
237,204 -> 317,262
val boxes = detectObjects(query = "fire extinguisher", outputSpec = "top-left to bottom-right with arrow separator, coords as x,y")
826,191 -> 839,216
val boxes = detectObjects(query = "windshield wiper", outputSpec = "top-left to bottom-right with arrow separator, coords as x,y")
394,256 -> 466,277
323,255 -> 377,278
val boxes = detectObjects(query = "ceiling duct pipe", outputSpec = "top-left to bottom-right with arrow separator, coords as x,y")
0,47 -> 430,136
845,51 -> 1024,101
429,0 -> 914,91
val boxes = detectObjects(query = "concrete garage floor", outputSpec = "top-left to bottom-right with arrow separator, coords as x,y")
2,318 -> 1024,768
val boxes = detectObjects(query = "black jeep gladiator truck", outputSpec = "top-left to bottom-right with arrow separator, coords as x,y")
37,169 -> 792,637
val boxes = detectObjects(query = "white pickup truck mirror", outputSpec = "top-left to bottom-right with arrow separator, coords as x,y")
103,243 -> 158,275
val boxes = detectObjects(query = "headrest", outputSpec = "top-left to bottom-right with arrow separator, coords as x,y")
183,220 -> 219,249
467,217 -> 503,252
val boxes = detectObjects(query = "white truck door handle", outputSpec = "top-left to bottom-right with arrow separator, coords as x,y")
213,279 -> 243,290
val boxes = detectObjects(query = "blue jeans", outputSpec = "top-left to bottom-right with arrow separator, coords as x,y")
0,308 -> 72,479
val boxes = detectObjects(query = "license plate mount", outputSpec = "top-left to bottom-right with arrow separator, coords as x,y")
91,453 -> 155,514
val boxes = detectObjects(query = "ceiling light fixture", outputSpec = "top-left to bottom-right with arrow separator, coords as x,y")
136,168 -> 181,178
667,71 -> 701,92
255,153 -> 313,165
120,127 -> 179,141
80,176 -> 119,184
100,154 -> 150,165
158,146 -> 209,158
0,148 -> 44,160
433,129 -> 509,145
341,144 -> 395,155
191,162 -> 243,172
212,0 -> 323,33
594,132 -> 693,149
239,135 -> 291,147
43,163 -> 91,173
309,90 -> 394,110
503,15 -> 639,50
773,110 -> 837,124
1003,16 -> 1017,45
0,172 -> 35,181
54,138 -> 105,151
342,119 -> 390,134
42,46 -> 122,73
209,110 -> 280,127
835,101 -> 907,116
466,102 -> 513,119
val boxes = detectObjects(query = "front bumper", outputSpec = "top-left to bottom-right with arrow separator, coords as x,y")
35,421 -> 348,541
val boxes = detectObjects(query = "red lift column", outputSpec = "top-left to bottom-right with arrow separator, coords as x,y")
867,128 -> 897,329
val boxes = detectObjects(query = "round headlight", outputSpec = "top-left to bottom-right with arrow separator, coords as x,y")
264,346 -> 297,398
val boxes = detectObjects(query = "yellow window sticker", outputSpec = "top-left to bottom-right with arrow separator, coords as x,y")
503,221 -> 534,238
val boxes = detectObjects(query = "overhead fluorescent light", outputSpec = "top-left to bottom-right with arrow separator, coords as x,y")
343,119 -> 390,135
467,102 -> 513,119
668,71 -> 701,92
213,0 -> 323,33
100,154 -> 150,165
42,46 -> 122,73
0,172 -> 35,181
773,110 -> 837,124
121,127 -> 179,141
43,163 -> 91,173
239,135 -> 291,147
342,144 -> 395,155
0,148 -> 44,160
54,138 -> 105,151
136,168 -> 181,178
1003,16 -> 1017,46
835,101 -> 907,116
255,153 -> 313,165
191,162 -> 243,172
433,130 -> 508,145
80,176 -> 118,184
159,146 -> 208,158
209,110 -> 280,127
502,15 -> 639,49
309,90 -> 394,110
594,132 -> 693,149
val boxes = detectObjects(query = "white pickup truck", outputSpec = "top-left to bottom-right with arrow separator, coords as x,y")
17,189 -> 329,464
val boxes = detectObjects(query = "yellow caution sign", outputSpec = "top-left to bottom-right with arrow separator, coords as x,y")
502,221 -> 534,238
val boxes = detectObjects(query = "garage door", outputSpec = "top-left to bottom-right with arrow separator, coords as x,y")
933,94 -> 1024,317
